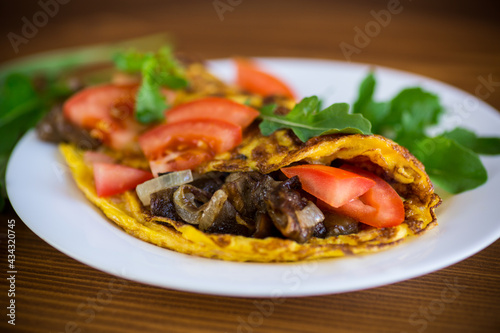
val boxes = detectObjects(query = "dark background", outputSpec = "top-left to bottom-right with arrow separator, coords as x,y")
1,1 -> 499,100
1,1 -> 499,332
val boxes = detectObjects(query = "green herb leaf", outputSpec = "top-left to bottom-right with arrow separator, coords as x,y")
353,72 -> 376,115
0,77 -> 42,211
156,46 -> 186,79
353,75 -> 443,141
113,46 -> 188,124
411,136 -> 487,193
155,72 -> 188,89
135,61 -> 168,123
0,74 -> 42,161
442,127 -> 500,155
0,73 -> 38,113
259,96 -> 372,142
113,51 -> 147,72
0,73 -> 73,211
389,88 -> 443,141
388,88 -> 443,126
352,73 -> 392,135
351,73 -> 500,194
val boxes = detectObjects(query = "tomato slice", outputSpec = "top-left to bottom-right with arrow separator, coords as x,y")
166,97 -> 259,128
64,84 -> 135,126
148,149 -> 213,176
324,165 -> 405,228
93,163 -> 153,197
281,164 -> 376,208
235,59 -> 296,99
139,119 -> 242,175
63,84 -> 175,150
83,151 -> 114,164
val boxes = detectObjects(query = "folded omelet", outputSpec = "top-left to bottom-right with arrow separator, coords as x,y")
60,126 -> 440,262
54,58 -> 441,262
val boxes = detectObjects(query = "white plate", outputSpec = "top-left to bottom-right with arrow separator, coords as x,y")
6,58 -> 500,297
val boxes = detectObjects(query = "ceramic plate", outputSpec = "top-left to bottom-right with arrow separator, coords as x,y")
7,58 -> 500,297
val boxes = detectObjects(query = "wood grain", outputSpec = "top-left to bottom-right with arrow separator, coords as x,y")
1,0 -> 499,332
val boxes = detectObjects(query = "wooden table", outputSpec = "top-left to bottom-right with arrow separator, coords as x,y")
1,1 -> 499,332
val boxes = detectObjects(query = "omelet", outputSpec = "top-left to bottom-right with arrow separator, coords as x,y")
52,57 -> 441,262
59,126 -> 440,262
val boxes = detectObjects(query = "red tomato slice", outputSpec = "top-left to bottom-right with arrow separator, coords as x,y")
235,59 -> 296,99
281,164 -> 376,208
93,163 -> 153,197
64,84 -> 136,127
148,149 -> 213,176
63,84 -> 175,150
139,119 -> 242,158
324,165 -> 405,228
139,119 -> 242,174
83,151 -> 114,164
166,97 -> 259,128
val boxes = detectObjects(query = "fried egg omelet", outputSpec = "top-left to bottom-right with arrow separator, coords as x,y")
56,60 -> 440,262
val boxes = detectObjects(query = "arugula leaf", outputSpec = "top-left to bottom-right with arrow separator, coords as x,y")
362,102 -> 389,136
353,74 -> 443,141
389,88 -> 443,143
113,46 -> 188,124
353,72 -> 376,115
411,137 -> 487,193
387,88 -> 443,126
352,73 -> 391,135
352,73 -> 499,194
259,96 -> 371,142
442,127 -> 500,155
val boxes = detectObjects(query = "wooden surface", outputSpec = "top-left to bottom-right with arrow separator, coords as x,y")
1,0 -> 499,332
